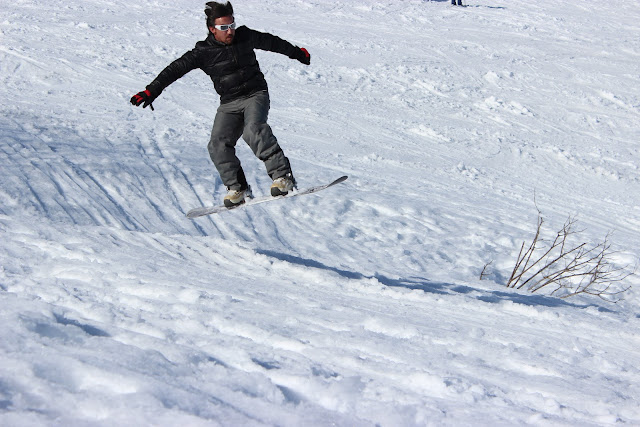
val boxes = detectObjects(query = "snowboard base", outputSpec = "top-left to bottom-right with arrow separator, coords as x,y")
186,175 -> 348,218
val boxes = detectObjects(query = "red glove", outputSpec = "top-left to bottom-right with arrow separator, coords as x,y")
297,48 -> 310,65
130,89 -> 156,110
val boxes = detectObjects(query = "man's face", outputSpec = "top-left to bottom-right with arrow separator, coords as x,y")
210,15 -> 235,45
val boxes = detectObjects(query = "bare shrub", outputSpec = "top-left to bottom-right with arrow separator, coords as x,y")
506,213 -> 633,302
479,261 -> 493,280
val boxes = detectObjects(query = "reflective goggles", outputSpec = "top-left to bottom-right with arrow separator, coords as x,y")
214,22 -> 236,31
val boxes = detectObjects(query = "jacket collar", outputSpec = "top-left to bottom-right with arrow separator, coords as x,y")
205,32 -> 230,47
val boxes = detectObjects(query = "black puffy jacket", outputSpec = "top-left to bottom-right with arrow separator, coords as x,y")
146,26 -> 306,104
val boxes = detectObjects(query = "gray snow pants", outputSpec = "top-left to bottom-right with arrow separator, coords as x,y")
207,91 -> 292,191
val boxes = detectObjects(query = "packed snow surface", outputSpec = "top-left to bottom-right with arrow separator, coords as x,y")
1,0 -> 640,425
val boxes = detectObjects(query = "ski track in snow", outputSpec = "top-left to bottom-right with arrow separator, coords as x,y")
1,0 -> 640,425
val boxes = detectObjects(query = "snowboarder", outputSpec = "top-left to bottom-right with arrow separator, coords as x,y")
130,1 -> 311,207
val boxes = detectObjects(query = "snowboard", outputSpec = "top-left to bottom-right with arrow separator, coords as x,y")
186,175 -> 348,218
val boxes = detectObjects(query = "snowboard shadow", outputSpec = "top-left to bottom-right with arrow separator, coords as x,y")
257,250 -> 614,313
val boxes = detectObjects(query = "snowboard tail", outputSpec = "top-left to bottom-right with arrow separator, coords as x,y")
186,175 -> 348,218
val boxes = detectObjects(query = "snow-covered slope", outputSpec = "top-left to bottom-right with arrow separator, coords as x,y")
1,0 -> 640,425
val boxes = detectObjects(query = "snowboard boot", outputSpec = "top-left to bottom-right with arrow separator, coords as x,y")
224,186 -> 252,208
270,174 -> 296,197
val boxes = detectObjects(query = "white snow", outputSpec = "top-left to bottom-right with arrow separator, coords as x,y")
1,0 -> 640,425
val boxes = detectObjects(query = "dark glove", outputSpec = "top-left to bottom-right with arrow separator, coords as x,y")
130,89 -> 157,110
297,48 -> 310,65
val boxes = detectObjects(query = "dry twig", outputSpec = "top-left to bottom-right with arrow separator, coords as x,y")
506,214 -> 632,302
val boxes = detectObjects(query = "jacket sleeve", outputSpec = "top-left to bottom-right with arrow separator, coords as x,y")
145,49 -> 201,96
247,28 -> 305,61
